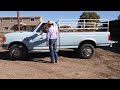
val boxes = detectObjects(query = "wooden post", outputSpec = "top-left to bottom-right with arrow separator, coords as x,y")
17,11 -> 20,31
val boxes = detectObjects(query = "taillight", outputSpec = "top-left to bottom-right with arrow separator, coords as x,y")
2,37 -> 6,43
108,35 -> 111,41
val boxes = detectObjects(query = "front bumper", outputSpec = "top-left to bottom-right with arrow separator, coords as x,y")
1,44 -> 8,50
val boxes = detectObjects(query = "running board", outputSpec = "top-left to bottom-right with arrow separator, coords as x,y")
28,49 -> 59,53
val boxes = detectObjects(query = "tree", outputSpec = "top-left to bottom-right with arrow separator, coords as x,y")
79,12 -> 100,20
78,12 -> 100,28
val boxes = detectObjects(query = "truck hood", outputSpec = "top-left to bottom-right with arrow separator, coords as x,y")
4,31 -> 34,38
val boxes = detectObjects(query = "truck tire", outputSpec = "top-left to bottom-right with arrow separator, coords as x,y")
9,44 -> 27,60
79,44 -> 95,59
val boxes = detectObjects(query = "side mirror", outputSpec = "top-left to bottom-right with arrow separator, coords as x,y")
37,30 -> 43,35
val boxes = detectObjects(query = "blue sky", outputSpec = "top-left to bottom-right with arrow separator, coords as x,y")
0,11 -> 120,21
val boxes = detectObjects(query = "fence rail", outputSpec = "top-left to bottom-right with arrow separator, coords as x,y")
58,19 -> 109,32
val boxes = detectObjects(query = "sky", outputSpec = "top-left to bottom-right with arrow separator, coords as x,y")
0,11 -> 120,21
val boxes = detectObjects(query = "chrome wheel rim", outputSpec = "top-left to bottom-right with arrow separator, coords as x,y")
12,48 -> 21,57
83,47 -> 92,57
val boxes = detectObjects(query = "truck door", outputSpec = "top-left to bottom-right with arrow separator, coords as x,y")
28,23 -> 48,50
30,23 -> 59,50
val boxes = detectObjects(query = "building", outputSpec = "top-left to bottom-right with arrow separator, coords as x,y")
0,16 -> 43,31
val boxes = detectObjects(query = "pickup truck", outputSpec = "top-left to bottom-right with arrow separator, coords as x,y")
1,19 -> 115,60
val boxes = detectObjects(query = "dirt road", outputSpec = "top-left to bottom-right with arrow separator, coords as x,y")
0,44 -> 120,79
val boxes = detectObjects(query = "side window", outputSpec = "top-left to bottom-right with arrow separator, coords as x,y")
36,23 -> 45,33
43,24 -> 48,33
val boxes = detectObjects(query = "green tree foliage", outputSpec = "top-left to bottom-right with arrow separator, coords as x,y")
80,12 -> 100,19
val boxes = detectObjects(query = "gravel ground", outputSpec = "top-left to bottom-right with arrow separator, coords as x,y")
0,43 -> 120,79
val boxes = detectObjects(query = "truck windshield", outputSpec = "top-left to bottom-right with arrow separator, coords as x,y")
31,22 -> 41,32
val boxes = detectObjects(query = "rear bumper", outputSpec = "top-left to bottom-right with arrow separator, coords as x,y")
1,44 -> 8,50
109,40 -> 118,43
96,41 -> 118,47
109,40 -> 118,47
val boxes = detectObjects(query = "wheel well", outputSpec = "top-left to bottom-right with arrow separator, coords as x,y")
79,40 -> 96,48
8,41 -> 28,51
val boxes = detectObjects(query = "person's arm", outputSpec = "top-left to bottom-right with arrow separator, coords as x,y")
46,28 -> 51,46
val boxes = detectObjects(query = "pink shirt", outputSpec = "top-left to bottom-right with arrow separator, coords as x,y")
47,25 -> 58,40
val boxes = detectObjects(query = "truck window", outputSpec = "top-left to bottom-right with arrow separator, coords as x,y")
36,23 -> 46,33
42,24 -> 48,33
31,22 -> 41,32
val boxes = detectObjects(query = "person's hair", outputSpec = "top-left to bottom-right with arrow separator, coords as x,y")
49,23 -> 53,25
48,23 -> 53,26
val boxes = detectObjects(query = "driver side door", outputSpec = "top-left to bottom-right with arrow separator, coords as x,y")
29,23 -> 48,50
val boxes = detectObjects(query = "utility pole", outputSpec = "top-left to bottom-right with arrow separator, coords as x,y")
17,11 -> 20,31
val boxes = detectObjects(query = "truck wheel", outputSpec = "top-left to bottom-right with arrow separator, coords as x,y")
9,44 -> 27,60
79,44 -> 95,59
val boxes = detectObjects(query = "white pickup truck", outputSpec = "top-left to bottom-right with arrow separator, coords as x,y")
1,19 -> 115,60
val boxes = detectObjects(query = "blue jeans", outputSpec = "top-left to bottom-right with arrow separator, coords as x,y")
49,39 -> 58,62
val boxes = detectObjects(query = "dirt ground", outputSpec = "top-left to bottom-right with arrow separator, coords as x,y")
0,43 -> 120,79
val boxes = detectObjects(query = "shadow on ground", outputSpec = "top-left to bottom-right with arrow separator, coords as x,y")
0,50 -> 78,62
100,41 -> 120,54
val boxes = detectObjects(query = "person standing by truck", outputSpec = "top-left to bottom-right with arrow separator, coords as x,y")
46,21 -> 59,64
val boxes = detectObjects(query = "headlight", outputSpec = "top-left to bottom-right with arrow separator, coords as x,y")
2,37 -> 6,43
